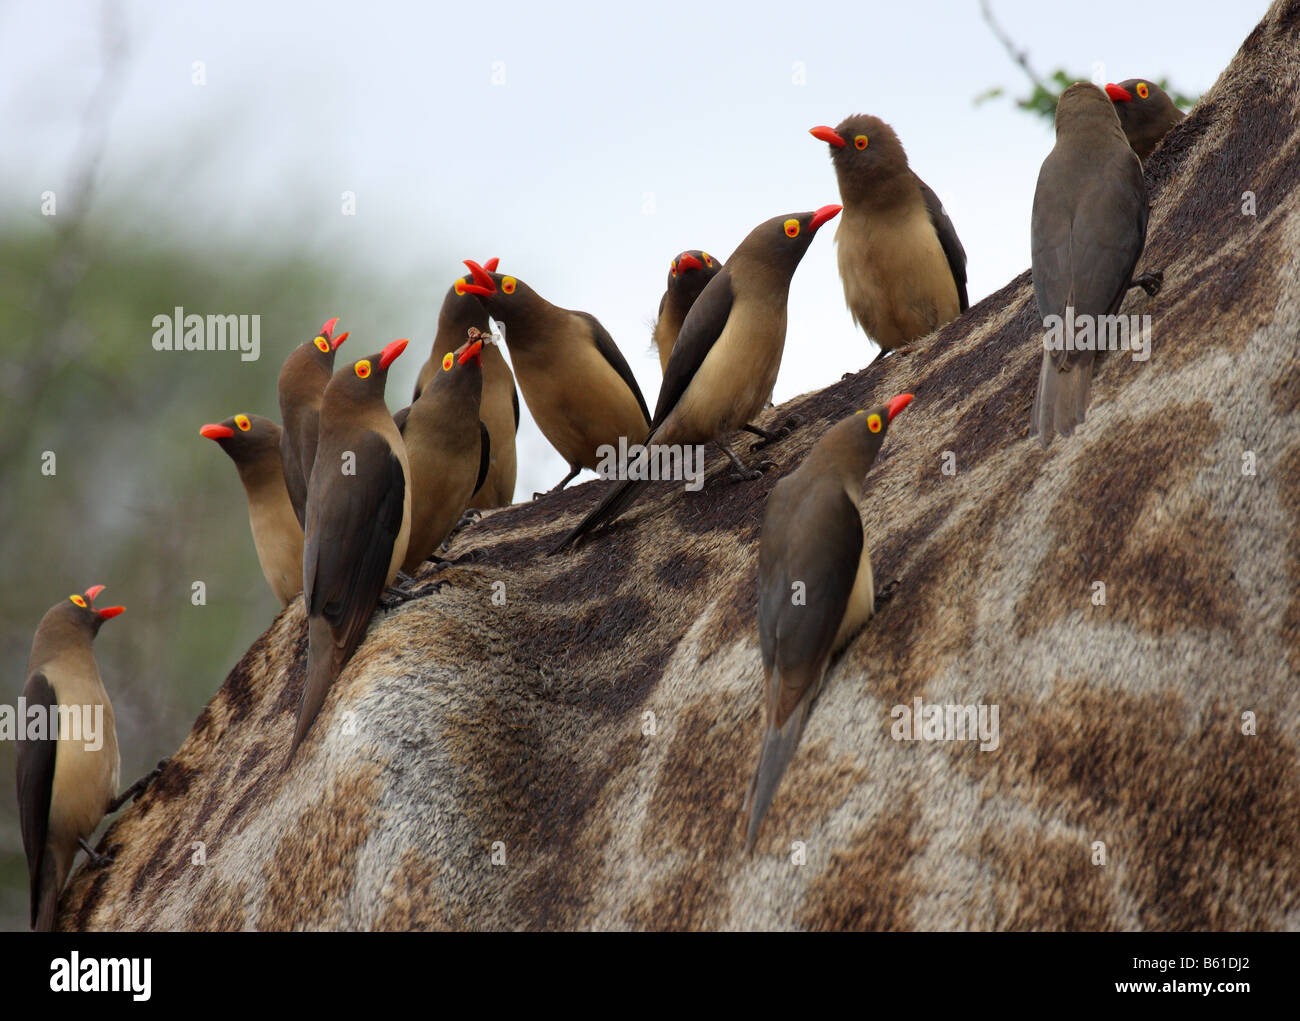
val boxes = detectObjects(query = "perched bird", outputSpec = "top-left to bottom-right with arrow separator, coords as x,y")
295,338 -> 412,753
552,206 -> 840,551
1106,79 -> 1186,161
17,586 -> 126,930
200,414 -> 304,606
1030,82 -> 1156,446
810,116 -> 968,353
744,395 -> 912,851
277,317 -> 348,526
652,250 -> 722,373
413,259 -> 520,508
394,336 -> 490,573
460,260 -> 651,495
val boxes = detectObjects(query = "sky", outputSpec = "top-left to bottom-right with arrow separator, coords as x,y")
0,0 -> 1268,497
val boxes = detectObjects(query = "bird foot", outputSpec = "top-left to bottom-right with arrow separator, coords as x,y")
728,459 -> 774,482
79,838 -> 113,868
747,417 -> 800,451
381,579 -> 448,608
873,578 -> 901,612
431,548 -> 486,569
107,758 -> 169,812
1131,270 -> 1164,297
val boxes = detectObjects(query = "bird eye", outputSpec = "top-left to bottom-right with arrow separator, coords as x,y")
1136,82 -> 1149,99
355,359 -> 371,378
867,413 -> 882,433
454,279 -> 468,296
314,335 -> 331,353
670,260 -> 677,278
442,353 -> 454,371
854,135 -> 868,150
784,219 -> 800,238
70,594 -> 87,607
702,252 -> 713,267
501,276 -> 517,295
235,414 -> 251,432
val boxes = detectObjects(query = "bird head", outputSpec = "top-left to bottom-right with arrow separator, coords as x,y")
810,114 -> 909,201
667,249 -> 719,288
742,206 -> 841,272
303,316 -> 348,365
61,584 -> 125,633
333,339 -> 409,400
854,392 -> 913,459
199,413 -> 280,461
458,259 -> 541,324
1105,79 -> 1178,138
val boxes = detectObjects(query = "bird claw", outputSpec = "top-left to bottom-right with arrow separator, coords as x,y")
381,579 -> 448,608
79,838 -> 114,868
1132,270 -> 1164,297
729,460 -> 772,482
750,417 -> 800,451
873,578 -> 901,612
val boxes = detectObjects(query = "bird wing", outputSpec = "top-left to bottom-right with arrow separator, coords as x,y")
1032,142 -> 1148,371
475,421 -> 491,494
914,172 -> 970,312
653,267 -> 735,428
575,311 -> 651,426
303,431 -> 407,663
16,670 -> 57,929
392,405 -> 411,434
511,384 -> 520,433
758,477 -> 864,728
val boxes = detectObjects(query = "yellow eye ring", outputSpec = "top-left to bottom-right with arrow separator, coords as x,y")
354,359 -> 371,379
702,253 -> 713,267
501,276 -> 517,295
784,219 -> 800,238
1136,82 -> 1149,99
854,135 -> 868,150
235,414 -> 251,432
314,335 -> 330,353
866,413 -> 882,433
454,279 -> 467,296
70,594 -> 87,607
442,353 -> 454,371
670,260 -> 677,278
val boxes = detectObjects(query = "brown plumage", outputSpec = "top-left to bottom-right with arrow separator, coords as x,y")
295,339 -> 412,754
552,206 -> 840,551
413,261 -> 519,508
395,337 -> 490,573
745,395 -> 912,851
200,414 -> 304,606
811,115 -> 968,352
1107,79 -> 1186,161
460,261 -> 650,495
277,317 -> 348,526
17,586 -> 125,930
1030,83 -> 1152,446
652,249 -> 722,373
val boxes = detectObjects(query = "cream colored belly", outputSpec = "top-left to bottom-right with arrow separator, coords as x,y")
836,207 -> 959,349
381,426 -> 413,584
471,376 -> 518,508
512,342 -> 648,468
833,531 -> 874,651
44,660 -> 120,845
668,302 -> 785,442
249,482 -> 305,605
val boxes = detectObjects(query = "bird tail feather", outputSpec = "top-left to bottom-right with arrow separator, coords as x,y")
290,616 -> 342,757
744,683 -> 811,853
550,477 -> 648,553
1030,351 -> 1094,448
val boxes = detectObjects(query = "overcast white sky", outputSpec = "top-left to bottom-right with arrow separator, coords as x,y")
0,0 -> 1267,497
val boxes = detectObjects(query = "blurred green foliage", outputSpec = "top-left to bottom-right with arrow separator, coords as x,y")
975,70 -> 1200,122
0,215 -> 412,930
